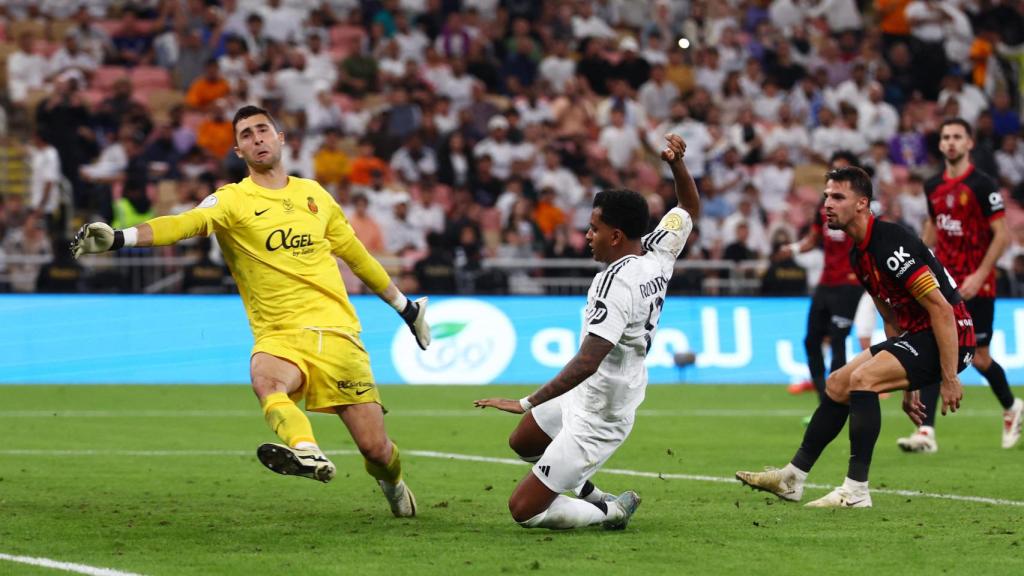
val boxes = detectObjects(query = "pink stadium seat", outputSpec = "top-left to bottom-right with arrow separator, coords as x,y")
131,66 -> 172,90
93,65 -> 130,90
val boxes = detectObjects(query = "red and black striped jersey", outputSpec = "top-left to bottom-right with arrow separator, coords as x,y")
850,217 -> 972,339
811,203 -> 858,287
925,165 -> 1005,298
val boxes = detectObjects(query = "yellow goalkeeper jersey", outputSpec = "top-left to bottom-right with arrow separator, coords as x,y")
147,176 -> 390,341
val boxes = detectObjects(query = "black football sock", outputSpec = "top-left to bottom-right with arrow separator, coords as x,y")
791,394 -> 849,473
805,336 -> 827,399
980,361 -> 1015,410
847,391 -> 881,483
920,383 -> 940,428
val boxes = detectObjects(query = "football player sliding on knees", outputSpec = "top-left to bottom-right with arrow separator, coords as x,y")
736,166 -> 973,508
475,133 -> 699,530
71,105 -> 430,518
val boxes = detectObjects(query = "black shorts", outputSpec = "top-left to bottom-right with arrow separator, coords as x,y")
808,284 -> 864,336
870,331 -> 975,391
966,297 -> 994,347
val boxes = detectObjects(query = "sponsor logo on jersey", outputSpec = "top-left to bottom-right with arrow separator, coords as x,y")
936,214 -> 963,236
392,299 -> 516,384
586,300 -> 609,324
886,246 -> 913,273
989,191 -> 1004,210
307,196 -> 318,214
266,228 -> 314,251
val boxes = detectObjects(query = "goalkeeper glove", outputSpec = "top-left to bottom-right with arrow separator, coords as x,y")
71,222 -> 125,259
399,297 -> 431,350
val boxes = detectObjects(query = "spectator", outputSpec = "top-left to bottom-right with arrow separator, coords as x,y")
346,193 -> 386,255
995,134 -> 1024,196
347,140 -> 389,187
724,221 -> 757,263
48,34 -> 98,87
598,108 -> 642,171
186,59 -> 231,111
991,90 -> 1021,138
382,194 -> 427,255
7,32 -> 48,104
410,186 -> 446,236
195,103 -> 234,160
532,186 -> 567,239
638,64 -> 680,124
762,229 -> 808,296
312,128 -> 350,190
414,232 -> 457,293
111,7 -> 155,66
305,83 -> 345,136
69,5 -> 114,63
281,132 -> 315,179
3,213 -> 52,293
857,82 -> 900,144
28,132 -> 63,234
112,179 -> 155,231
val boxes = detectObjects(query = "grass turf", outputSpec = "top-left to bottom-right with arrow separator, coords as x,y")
1,384 -> 1022,575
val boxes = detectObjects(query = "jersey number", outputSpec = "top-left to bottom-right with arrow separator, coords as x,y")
643,297 -> 665,354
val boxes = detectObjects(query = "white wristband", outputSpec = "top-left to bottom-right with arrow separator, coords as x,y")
519,397 -> 533,412
787,241 -> 802,254
387,291 -> 409,313
123,227 -> 139,247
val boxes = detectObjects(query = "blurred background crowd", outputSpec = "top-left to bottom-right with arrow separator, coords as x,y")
1,0 -> 1024,296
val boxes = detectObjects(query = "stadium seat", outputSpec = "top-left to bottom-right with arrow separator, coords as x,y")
131,66 -> 172,90
93,66 -> 130,90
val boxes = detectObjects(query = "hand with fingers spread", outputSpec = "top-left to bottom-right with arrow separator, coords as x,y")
902,390 -> 927,426
940,375 -> 963,415
473,398 -> 525,414
660,133 -> 687,164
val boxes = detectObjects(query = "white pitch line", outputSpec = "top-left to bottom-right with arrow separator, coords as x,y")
0,408 -> 1006,418
0,553 -> 143,576
2,448 -> 1021,508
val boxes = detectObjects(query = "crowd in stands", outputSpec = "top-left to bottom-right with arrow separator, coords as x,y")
2,0 -> 1024,296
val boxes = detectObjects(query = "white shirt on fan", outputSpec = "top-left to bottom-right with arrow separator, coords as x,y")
565,207 -> 693,424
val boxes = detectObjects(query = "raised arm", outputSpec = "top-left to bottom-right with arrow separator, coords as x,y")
660,133 -> 701,219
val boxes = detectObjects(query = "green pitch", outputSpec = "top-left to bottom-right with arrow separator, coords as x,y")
1,384 -> 1022,575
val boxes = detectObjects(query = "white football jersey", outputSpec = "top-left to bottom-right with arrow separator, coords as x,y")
568,207 -> 693,422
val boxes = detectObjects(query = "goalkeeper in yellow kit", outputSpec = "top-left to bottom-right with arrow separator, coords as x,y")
71,105 -> 429,517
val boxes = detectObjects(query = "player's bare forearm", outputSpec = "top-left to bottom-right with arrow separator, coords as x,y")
976,217 -> 1009,277
921,220 -> 936,248
526,335 -> 614,406
921,291 -> 959,381
669,160 -> 701,219
871,295 -> 899,337
134,223 -> 154,246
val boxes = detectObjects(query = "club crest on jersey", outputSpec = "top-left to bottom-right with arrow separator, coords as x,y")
586,300 -> 609,324
307,196 -> 318,214
282,198 -> 295,213
960,191 -> 969,206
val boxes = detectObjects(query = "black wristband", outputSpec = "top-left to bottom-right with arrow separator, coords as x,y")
110,230 -> 125,251
400,299 -> 418,324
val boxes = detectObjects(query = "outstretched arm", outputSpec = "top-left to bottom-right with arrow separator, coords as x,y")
660,133 -> 701,219
474,334 -> 614,413
71,209 -> 223,257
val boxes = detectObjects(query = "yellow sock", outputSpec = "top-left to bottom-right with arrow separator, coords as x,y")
261,392 -> 317,448
365,443 -> 402,484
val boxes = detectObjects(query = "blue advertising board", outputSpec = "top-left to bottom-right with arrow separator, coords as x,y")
1,295 -> 1021,385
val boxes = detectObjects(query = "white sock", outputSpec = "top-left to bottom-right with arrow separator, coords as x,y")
518,495 -> 612,529
842,477 -> 869,492
387,291 -> 409,313
294,441 -> 319,451
783,463 -> 808,481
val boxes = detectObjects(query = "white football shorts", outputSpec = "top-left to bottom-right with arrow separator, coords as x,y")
530,394 -> 634,494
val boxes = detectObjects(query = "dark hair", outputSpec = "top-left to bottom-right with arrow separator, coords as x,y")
232,105 -> 278,136
828,150 -> 860,169
592,189 -> 649,239
825,166 -> 873,200
939,117 -> 973,138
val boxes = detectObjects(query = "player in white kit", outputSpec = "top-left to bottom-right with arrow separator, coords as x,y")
474,134 -> 698,530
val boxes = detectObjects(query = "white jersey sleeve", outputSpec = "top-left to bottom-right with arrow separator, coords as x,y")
641,207 -> 693,270
585,261 -> 635,345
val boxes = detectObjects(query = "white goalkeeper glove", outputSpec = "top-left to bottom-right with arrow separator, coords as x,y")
71,222 -> 124,259
398,296 -> 431,350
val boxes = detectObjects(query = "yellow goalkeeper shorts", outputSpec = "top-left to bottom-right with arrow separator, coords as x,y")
252,328 -> 380,413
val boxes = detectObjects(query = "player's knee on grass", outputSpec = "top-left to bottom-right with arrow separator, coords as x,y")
509,493 -> 545,524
